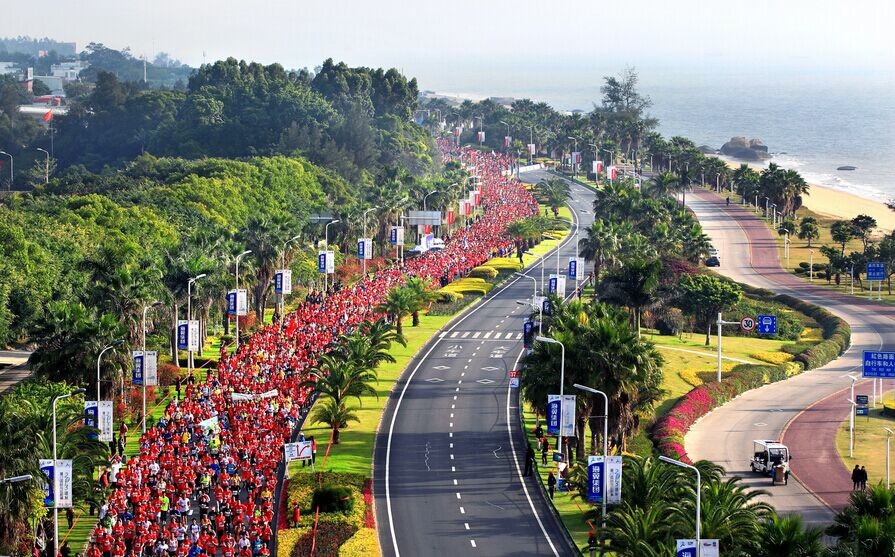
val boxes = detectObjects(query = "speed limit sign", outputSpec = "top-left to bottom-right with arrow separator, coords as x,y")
740,316 -> 756,332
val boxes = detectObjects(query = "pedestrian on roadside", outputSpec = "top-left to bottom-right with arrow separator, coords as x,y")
541,437 -> 549,466
524,443 -> 535,476
726,196 -> 730,206
66,507 -> 74,530
852,464 -> 861,490
547,472 -> 556,499
860,466 -> 868,490
311,436 -> 317,464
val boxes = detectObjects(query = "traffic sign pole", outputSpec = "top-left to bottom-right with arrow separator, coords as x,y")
716,313 -> 741,382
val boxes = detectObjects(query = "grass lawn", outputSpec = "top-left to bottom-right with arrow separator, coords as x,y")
521,406 -> 593,553
289,312 -> 454,477
62,387 -> 175,552
835,400 -> 895,487
647,331 -> 793,417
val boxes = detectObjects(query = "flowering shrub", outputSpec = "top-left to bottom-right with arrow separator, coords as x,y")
361,479 -> 374,529
750,351 -> 794,365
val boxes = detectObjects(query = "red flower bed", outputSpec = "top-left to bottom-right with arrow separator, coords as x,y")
362,479 -> 374,528
293,523 -> 357,557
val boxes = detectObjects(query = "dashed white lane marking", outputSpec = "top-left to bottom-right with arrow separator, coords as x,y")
457,380 -> 462,384
460,372 -> 465,377
453,479 -> 458,485
450,423 -> 453,428
451,404 -> 455,409
450,454 -> 454,459
450,442 -> 454,447
464,365 -> 469,369
467,358 -> 473,362
452,466 -> 456,472
484,331 -> 493,338
470,540 -> 476,548
455,387 -> 460,392
465,523 -> 470,530
456,493 -> 462,499
449,432 -> 453,438
453,396 -> 457,400
461,331 -> 470,338
450,413 -> 454,418
450,331 -> 459,338
472,331 -> 481,338
460,507 -> 465,514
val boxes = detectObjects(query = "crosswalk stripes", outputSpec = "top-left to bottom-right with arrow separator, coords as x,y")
472,331 -> 481,338
484,331 -> 492,338
442,331 -> 524,340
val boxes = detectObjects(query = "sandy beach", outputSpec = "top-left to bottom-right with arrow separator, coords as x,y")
716,156 -> 895,232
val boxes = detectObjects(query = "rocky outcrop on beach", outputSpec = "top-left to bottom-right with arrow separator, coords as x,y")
698,145 -> 718,154
720,136 -> 772,161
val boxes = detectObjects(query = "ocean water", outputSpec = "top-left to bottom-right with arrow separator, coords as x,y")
419,67 -> 895,202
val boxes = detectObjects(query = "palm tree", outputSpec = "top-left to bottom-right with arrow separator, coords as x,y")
301,353 -> 378,407
598,258 -> 661,337
578,221 -> 622,279
648,171 -> 679,199
798,217 -> 820,248
606,503 -> 675,556
238,213 -> 296,318
537,178 -> 571,214
689,478 -> 772,552
403,277 -> 439,326
753,514 -> 826,557
376,286 -> 416,337
681,223 -> 713,264
310,398 -> 359,444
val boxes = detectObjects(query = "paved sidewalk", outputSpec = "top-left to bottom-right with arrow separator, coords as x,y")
688,188 -> 895,516
0,350 -> 32,393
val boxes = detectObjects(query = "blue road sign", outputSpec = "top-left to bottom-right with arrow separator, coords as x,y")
757,315 -> 777,335
856,395 -> 869,405
863,350 -> 895,378
856,406 -> 869,417
867,262 -> 886,281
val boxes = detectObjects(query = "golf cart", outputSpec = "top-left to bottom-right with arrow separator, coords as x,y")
750,440 -> 791,485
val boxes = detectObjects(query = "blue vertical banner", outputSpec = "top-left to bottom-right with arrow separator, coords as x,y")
84,400 -> 98,440
226,290 -> 237,315
547,395 -> 561,435
274,271 -> 283,294
177,320 -> 189,350
542,299 -> 552,316
39,459 -> 54,507
523,320 -> 534,349
548,277 -> 558,294
587,456 -> 603,503
568,258 -> 578,280
357,239 -> 365,259
317,251 -> 327,273
132,351 -> 144,386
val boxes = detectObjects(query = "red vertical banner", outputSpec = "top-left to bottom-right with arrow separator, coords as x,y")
424,224 -> 431,234
446,209 -> 455,224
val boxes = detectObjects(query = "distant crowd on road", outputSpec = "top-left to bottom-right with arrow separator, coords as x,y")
76,144 -> 537,557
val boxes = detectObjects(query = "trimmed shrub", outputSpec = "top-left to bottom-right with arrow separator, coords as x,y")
434,290 -> 463,304
468,265 -> 499,279
487,257 -> 524,272
651,282 -> 848,463
750,352 -> 794,365
311,485 -> 354,514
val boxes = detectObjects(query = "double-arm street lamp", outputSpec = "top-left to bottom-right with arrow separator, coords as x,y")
659,455 -> 701,552
574,383 -> 610,547
36,148 -> 49,183
97,340 -> 123,403
53,388 -> 86,557
324,220 -> 341,294
535,336 -> 565,461
141,301 -> 163,432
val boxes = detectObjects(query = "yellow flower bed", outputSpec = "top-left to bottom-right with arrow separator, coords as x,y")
679,363 -> 737,388
800,327 -> 823,341
469,265 -> 499,279
338,528 -> 380,556
277,526 -> 310,557
783,362 -> 803,377
440,277 -> 493,296
487,257 -> 524,271
750,352 -> 795,365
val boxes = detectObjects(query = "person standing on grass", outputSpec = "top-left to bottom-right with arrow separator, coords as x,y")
547,472 -> 557,499
523,442 -> 535,476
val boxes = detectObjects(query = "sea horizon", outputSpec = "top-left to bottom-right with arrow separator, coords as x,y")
418,67 -> 895,205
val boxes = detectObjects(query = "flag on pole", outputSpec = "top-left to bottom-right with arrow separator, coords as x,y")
43,110 -> 53,122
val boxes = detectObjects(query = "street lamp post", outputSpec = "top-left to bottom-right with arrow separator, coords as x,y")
140,301 -> 162,433
233,251 -> 251,350
659,456 -> 701,552
36,148 -> 49,184
0,150 -> 11,190
97,340 -> 123,403
279,236 -> 300,330
536,336 -> 565,462
324,220 -> 341,295
186,273 -> 207,373
573,383 -> 610,545
886,428 -> 894,488
500,120 -> 511,152
515,272 -> 542,335
784,233 -> 791,268
809,249 -> 814,282
362,208 -> 376,275
529,126 -> 535,165
53,388 -> 85,557
846,374 -> 858,457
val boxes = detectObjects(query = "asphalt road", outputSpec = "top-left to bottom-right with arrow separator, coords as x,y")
374,169 -> 595,556
685,188 -> 894,524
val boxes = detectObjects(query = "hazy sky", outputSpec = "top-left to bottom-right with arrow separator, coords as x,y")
3,0 -> 893,88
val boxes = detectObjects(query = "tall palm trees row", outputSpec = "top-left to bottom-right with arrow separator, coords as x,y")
303,319 -> 405,444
